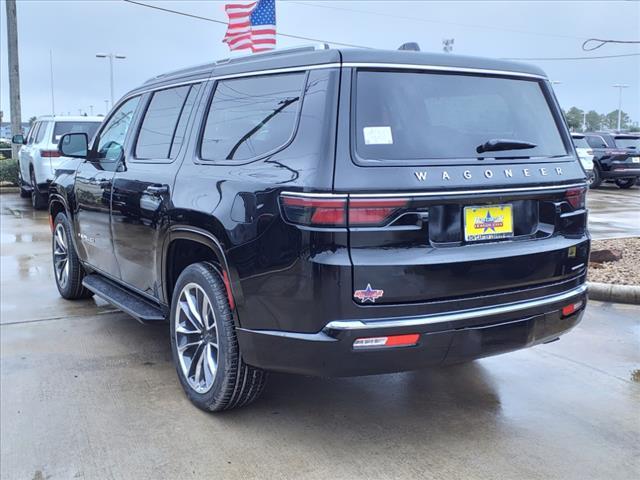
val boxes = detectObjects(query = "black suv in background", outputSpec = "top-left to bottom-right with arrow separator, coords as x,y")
51,46 -> 589,412
584,132 -> 640,188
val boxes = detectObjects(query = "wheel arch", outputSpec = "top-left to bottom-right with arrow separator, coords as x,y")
162,226 -> 243,326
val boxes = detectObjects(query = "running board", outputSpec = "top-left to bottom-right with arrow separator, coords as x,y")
82,274 -> 166,323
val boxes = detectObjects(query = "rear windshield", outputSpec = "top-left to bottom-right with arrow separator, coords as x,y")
52,121 -> 101,144
355,70 -> 567,161
614,137 -> 639,149
572,136 -> 589,148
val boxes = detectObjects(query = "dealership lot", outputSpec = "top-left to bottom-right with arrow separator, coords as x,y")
1,190 -> 639,479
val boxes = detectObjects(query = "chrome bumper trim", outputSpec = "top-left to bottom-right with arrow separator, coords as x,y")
324,284 -> 588,331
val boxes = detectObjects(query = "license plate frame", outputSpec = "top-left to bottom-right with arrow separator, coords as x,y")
464,204 -> 514,242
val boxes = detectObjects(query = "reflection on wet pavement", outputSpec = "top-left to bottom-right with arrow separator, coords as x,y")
587,184 -> 640,239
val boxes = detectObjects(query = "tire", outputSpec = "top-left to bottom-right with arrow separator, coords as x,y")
30,169 -> 47,210
52,212 -> 93,299
615,178 -> 636,189
589,165 -> 602,189
170,262 -> 267,412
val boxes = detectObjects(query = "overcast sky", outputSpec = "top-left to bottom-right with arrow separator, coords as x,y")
1,0 -> 639,122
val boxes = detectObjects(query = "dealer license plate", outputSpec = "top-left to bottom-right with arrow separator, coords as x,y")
464,204 -> 514,242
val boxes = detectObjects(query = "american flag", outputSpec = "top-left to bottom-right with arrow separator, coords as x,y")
223,0 -> 276,53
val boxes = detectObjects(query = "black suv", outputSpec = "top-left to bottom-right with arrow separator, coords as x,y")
584,132 -> 640,188
51,46 -> 589,412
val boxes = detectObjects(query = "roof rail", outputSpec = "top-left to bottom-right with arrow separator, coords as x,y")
215,43 -> 330,66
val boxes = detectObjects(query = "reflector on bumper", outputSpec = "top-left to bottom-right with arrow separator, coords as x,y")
353,333 -> 420,350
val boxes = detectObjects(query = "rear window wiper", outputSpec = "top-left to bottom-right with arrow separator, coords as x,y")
476,139 -> 537,154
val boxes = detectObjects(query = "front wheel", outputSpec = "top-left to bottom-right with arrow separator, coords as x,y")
615,178 -> 637,189
170,262 -> 267,412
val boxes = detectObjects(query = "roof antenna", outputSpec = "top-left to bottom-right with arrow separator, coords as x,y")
398,42 -> 420,51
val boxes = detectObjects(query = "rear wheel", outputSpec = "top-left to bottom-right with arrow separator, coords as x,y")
53,213 -> 93,299
30,169 -> 47,209
170,262 -> 267,412
589,165 -> 602,189
615,178 -> 636,189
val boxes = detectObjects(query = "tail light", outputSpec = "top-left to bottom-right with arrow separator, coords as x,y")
565,187 -> 586,209
353,333 -> 420,350
280,194 -> 408,228
40,149 -> 60,158
561,300 -> 584,317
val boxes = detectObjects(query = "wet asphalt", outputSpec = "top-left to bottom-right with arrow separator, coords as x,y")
1,188 -> 639,480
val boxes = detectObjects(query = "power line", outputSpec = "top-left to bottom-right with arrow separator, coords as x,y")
502,53 -> 640,61
290,0 -> 588,41
582,38 -> 640,51
122,0 -> 370,49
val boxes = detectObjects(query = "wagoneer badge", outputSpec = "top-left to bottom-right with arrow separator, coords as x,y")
414,167 -> 564,182
354,284 -> 384,303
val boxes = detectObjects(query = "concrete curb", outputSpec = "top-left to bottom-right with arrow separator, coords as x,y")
587,281 -> 640,305
0,186 -> 19,193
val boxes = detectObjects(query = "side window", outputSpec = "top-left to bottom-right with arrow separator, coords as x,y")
35,121 -> 49,144
170,84 -> 202,158
95,96 -> 141,162
586,136 -> 606,149
27,122 -> 40,144
135,84 -> 198,160
200,72 -> 306,162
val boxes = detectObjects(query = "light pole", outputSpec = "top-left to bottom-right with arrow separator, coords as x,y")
96,53 -> 126,108
612,84 -> 629,131
89,105 -> 94,115
104,99 -> 110,115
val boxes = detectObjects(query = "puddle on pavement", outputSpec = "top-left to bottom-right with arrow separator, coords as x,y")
1,232 -> 51,244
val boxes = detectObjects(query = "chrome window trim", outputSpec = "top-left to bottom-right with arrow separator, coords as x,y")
325,284 -> 588,331
213,63 -> 341,80
342,62 -> 547,80
281,182 -> 587,200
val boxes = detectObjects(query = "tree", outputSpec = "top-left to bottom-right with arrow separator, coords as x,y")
585,110 -> 602,132
564,107 -> 584,131
28,116 -> 37,126
603,110 -> 630,130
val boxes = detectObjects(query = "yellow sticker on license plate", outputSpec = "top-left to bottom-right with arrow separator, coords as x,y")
464,204 -> 514,241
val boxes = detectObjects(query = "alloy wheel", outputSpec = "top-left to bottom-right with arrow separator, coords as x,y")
174,283 -> 219,393
53,223 -> 69,289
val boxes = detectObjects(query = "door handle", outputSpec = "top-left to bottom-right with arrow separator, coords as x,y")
145,185 -> 169,196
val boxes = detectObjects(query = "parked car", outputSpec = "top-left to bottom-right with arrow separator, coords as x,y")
584,132 -> 640,189
12,116 -> 102,208
571,134 -> 595,186
50,46 -> 589,412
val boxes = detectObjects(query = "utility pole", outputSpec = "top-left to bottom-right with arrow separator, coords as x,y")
96,53 -> 126,107
612,84 -> 629,131
5,0 -> 22,159
582,111 -> 587,132
104,100 -> 110,115
89,105 -> 94,115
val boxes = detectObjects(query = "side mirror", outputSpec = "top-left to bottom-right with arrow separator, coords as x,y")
58,133 -> 88,158
11,134 -> 24,145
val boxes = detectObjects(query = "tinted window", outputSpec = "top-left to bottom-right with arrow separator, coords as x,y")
53,122 -> 101,144
614,137 -> 639,149
136,85 -> 192,159
586,136 -> 607,149
96,96 -> 140,162
35,122 -> 49,143
169,84 -> 202,159
201,72 -> 305,162
355,71 -> 567,161
572,137 -> 589,148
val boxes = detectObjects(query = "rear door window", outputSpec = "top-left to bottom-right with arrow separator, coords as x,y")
586,136 -> 607,149
200,72 -> 306,162
35,121 -> 49,144
135,84 -> 199,160
354,70 -> 567,162
572,137 -> 589,149
53,122 -> 101,144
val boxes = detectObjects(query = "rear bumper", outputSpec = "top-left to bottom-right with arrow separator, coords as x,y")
602,167 -> 640,179
237,284 -> 587,376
